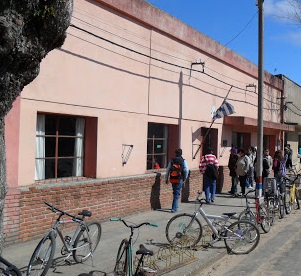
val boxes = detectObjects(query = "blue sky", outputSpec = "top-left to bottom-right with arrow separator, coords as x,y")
146,0 -> 301,85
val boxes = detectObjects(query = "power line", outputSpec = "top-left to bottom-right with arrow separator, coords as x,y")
69,23 -> 281,109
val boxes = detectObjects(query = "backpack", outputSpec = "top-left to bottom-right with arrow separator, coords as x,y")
204,157 -> 218,180
169,157 -> 184,183
263,157 -> 269,170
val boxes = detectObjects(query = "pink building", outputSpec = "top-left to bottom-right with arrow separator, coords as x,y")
4,0 -> 294,244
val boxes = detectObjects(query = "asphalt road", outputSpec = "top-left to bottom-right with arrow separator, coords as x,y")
195,208 -> 301,276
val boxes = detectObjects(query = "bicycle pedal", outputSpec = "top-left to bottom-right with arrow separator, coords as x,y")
65,259 -> 72,265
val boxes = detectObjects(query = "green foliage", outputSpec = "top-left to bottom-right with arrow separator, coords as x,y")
34,4 -> 55,19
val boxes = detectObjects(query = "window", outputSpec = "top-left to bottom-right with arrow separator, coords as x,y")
35,114 -> 85,180
146,123 -> 179,170
232,132 -> 251,150
147,123 -> 168,169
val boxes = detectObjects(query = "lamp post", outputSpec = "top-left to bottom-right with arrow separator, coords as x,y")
256,0 -> 264,198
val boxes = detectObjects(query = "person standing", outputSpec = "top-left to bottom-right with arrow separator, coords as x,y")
236,148 -> 250,196
199,148 -> 219,204
272,150 -> 286,193
286,144 -> 293,169
165,148 -> 189,213
228,147 -> 238,195
247,146 -> 256,188
262,149 -> 273,179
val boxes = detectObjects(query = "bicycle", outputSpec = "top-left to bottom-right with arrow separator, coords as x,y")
238,189 -> 272,233
0,255 -> 22,276
110,217 -> 158,276
165,192 -> 260,254
263,177 -> 285,219
283,174 -> 300,214
27,202 -> 101,276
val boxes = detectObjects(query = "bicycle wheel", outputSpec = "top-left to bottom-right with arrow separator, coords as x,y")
278,195 -> 285,219
284,186 -> 292,214
238,210 -> 256,225
73,220 -> 101,263
258,205 -> 271,233
165,213 -> 202,248
114,239 -> 128,276
27,231 -> 56,276
224,220 -> 260,254
293,188 -> 300,210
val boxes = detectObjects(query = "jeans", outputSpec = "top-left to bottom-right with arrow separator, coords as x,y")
230,176 -> 237,194
204,175 -> 216,202
248,167 -> 254,187
238,175 -> 247,195
172,179 -> 183,211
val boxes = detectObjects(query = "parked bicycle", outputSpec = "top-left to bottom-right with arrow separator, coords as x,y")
110,217 -> 158,276
238,189 -> 272,233
165,192 -> 260,254
263,178 -> 285,219
0,255 -> 22,276
27,202 -> 101,276
283,174 -> 300,214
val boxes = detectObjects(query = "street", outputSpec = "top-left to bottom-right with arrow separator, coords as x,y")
195,208 -> 301,276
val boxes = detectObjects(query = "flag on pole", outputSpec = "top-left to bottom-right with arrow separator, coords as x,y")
213,101 -> 235,120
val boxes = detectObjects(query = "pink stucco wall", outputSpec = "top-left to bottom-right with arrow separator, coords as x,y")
6,0 -> 284,188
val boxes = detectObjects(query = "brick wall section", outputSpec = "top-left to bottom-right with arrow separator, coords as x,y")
4,167 -> 231,245
4,187 -> 21,244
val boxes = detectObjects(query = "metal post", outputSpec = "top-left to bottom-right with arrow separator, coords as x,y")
256,0 -> 264,198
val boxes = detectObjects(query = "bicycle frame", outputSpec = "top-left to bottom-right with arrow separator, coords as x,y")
243,190 -> 263,224
111,218 -> 157,276
194,207 -> 231,237
42,202 -> 94,262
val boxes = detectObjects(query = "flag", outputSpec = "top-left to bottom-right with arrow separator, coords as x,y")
213,101 -> 235,120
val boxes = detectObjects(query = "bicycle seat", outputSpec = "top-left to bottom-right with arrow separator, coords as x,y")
222,212 -> 238,219
136,244 -> 153,256
78,210 -> 92,217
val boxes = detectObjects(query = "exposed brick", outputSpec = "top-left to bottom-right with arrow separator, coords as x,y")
4,168 -> 231,245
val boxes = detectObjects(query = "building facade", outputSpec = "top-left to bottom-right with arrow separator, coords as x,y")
4,0 -> 294,244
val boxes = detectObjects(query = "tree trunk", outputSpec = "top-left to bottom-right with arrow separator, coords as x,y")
0,0 -> 73,253
0,116 -> 7,254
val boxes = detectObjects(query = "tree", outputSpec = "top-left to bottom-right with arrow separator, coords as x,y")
276,0 -> 301,23
0,0 -> 73,252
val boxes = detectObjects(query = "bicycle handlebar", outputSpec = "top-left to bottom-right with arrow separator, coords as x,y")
110,217 -> 158,228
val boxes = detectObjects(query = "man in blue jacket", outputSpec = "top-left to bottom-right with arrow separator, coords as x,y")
165,148 -> 189,213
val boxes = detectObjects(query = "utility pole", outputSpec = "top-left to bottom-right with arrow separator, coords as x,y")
256,0 -> 264,198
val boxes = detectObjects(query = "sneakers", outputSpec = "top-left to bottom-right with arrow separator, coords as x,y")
211,199 -> 214,203
171,209 -> 177,213
228,191 -> 234,194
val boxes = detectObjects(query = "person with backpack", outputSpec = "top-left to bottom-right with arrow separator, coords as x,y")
199,148 -> 219,204
235,148 -> 250,196
165,148 -> 189,213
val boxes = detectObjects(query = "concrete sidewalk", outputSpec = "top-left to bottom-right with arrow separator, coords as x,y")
3,192 -> 254,275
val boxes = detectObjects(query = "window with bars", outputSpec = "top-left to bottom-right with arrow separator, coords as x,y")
147,123 -> 168,170
35,114 -> 85,180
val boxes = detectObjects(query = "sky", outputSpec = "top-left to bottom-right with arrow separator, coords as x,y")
146,0 -> 301,85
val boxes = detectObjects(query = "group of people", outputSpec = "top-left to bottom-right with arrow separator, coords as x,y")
164,144 -> 293,212
228,144 -> 293,196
